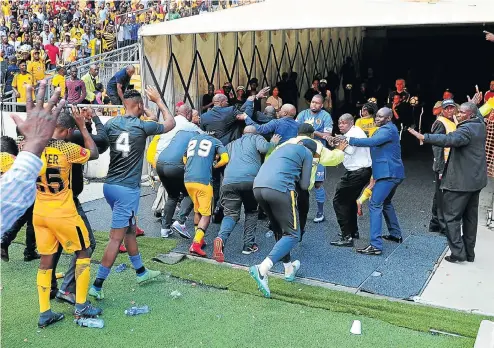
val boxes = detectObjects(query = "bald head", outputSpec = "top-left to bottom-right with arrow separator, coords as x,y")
279,104 -> 297,118
375,107 -> 393,127
243,125 -> 257,134
213,94 -> 228,107
177,104 -> 192,121
126,65 -> 136,77
264,106 -> 276,118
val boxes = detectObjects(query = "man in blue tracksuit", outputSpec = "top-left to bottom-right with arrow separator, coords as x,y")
236,104 -> 299,144
346,107 -> 405,255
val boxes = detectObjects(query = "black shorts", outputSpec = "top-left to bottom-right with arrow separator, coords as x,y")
156,162 -> 188,199
253,187 -> 300,239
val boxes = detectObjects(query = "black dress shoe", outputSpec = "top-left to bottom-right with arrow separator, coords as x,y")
1,247 -> 9,262
356,245 -> 382,255
338,232 -> 360,239
467,257 -> 474,263
330,237 -> 354,247
382,235 -> 403,243
444,255 -> 466,263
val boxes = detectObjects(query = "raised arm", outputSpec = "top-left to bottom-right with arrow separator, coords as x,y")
72,106 -> 99,160
145,85 -> 175,132
349,127 -> 392,147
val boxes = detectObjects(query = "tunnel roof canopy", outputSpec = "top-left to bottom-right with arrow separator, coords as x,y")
140,0 -> 493,37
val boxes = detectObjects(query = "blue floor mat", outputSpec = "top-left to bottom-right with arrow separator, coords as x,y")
84,152 -> 448,299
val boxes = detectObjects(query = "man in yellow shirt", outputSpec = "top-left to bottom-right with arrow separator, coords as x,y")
27,51 -> 46,83
52,66 -> 66,98
355,102 -> 378,137
88,31 -> 103,57
12,61 -> 34,112
70,18 -> 84,45
81,64 -> 100,103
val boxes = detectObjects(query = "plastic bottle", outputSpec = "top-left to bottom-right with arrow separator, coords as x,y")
74,318 -> 104,328
115,263 -> 127,273
124,305 -> 149,316
265,230 -> 274,238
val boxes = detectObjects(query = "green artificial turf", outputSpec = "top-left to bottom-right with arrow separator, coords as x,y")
1,243 -> 474,348
3,230 -> 490,347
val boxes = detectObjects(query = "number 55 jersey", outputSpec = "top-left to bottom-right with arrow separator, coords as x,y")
35,140 -> 91,217
104,116 -> 165,189
34,140 -> 91,254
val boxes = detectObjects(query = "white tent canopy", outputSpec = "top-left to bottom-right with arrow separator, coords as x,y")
140,0 -> 493,37
139,0 -> 493,113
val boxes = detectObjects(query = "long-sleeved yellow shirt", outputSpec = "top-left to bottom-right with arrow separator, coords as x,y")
267,136 -> 344,190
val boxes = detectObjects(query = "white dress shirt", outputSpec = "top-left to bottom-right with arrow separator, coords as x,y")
155,115 -> 204,161
342,126 -> 372,171
1,151 -> 42,235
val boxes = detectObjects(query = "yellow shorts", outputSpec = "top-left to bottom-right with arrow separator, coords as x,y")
33,214 -> 90,255
185,182 -> 213,216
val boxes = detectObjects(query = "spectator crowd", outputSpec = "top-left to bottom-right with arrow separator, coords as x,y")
0,0 -> 260,96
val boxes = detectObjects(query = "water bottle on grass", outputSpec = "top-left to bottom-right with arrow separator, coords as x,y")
74,318 -> 104,328
125,305 -> 149,316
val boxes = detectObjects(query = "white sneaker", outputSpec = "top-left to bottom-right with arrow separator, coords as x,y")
313,213 -> 325,223
171,221 -> 191,239
285,260 -> 300,282
161,228 -> 173,238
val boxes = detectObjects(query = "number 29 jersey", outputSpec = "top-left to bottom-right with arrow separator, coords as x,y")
34,140 -> 91,217
184,134 -> 226,185
104,116 -> 164,189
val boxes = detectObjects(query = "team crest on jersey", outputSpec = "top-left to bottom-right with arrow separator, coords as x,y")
80,148 -> 87,156
66,240 -> 73,248
316,119 -> 322,125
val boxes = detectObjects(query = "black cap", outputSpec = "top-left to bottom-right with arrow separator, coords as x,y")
298,123 -> 315,135
299,139 -> 318,155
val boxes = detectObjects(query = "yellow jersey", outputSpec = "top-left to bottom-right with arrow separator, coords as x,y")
0,152 -> 15,174
12,73 -> 35,102
355,117 -> 378,137
52,74 -> 66,97
34,140 -> 91,217
27,60 -> 45,82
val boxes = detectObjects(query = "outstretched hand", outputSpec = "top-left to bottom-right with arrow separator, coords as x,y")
407,127 -> 425,141
270,134 -> 282,145
11,80 -> 65,157
256,87 -> 270,99
484,31 -> 494,42
145,85 -> 161,103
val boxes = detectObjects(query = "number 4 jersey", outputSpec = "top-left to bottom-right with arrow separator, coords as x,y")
104,116 -> 165,189
184,134 -> 226,185
34,140 -> 91,217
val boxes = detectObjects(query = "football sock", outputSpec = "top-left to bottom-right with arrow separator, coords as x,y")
93,265 -> 111,290
193,228 -> 205,244
358,188 -> 373,204
194,225 -> 198,233
37,269 -> 52,313
75,258 -> 90,305
283,262 -> 294,276
259,257 -> 273,277
129,253 -> 146,276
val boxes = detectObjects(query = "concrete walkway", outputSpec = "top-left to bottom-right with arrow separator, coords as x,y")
416,179 -> 494,316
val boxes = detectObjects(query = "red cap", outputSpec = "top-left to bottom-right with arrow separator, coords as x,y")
176,101 -> 185,108
214,89 -> 224,95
